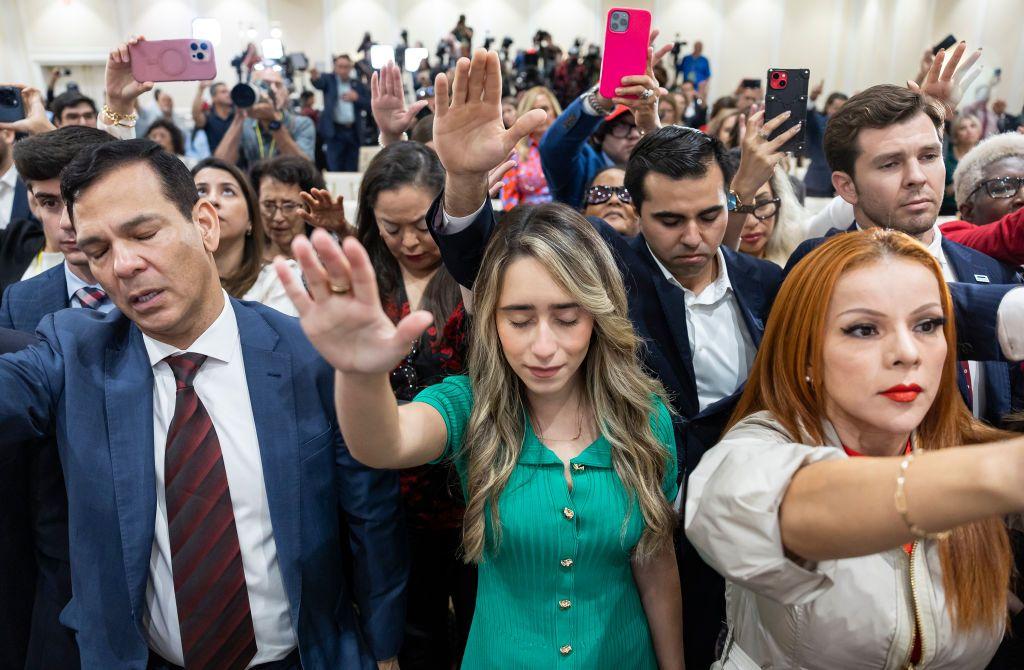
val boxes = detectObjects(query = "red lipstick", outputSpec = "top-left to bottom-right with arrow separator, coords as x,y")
880,384 -> 922,403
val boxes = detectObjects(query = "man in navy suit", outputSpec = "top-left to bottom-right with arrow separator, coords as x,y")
0,139 -> 406,670
310,54 -> 370,172
784,84 -> 1024,425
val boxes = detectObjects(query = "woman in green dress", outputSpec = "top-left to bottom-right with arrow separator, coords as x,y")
276,203 -> 684,669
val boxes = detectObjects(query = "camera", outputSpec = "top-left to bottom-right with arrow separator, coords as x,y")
231,79 -> 272,108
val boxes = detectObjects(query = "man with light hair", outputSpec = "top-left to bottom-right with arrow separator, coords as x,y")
953,131 -> 1024,225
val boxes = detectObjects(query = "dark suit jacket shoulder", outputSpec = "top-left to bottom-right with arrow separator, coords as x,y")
0,217 -> 46,296
0,262 -> 69,332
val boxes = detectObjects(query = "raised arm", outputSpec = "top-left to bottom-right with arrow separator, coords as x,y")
192,81 -> 210,129
371,62 -> 428,147
275,230 -> 447,469
213,111 -> 246,164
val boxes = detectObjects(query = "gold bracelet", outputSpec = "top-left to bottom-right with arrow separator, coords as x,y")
894,453 -> 952,541
101,104 -> 138,125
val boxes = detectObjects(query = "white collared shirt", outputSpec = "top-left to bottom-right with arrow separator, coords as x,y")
0,164 -> 18,230
648,246 -> 757,412
63,261 -> 116,314
141,292 -> 296,666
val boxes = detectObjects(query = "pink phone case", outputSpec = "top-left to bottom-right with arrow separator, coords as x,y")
129,39 -> 217,83
599,8 -> 652,100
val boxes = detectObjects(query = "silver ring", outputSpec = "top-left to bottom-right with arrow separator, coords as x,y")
640,89 -> 654,101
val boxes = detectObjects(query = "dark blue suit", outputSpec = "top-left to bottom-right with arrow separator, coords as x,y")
310,73 -> 370,171
0,299 -> 408,669
786,225 -> 1021,424
538,96 -> 614,209
0,262 -> 70,331
426,197 -> 780,669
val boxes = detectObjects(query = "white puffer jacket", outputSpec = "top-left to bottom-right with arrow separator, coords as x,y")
685,411 -> 1004,670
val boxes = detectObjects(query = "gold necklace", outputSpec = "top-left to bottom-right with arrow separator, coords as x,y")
533,398 -> 585,442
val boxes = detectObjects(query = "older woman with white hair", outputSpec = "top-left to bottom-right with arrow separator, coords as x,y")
952,131 -> 1024,225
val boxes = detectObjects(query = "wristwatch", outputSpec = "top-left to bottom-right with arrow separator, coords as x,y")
267,118 -> 283,131
727,189 -> 758,214
585,86 -> 613,117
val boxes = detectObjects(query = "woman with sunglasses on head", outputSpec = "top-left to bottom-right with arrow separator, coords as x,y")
581,167 -> 639,237
736,167 -> 808,266
351,141 -> 474,670
686,229 -> 1024,669
277,203 -> 684,669
191,157 -> 301,315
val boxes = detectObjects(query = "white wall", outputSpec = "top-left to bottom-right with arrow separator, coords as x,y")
2,0 -> 1022,114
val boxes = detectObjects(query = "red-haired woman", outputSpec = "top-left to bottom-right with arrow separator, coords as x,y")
686,229 -> 1024,669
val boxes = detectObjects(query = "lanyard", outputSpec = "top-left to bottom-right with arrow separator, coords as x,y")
255,126 -> 276,159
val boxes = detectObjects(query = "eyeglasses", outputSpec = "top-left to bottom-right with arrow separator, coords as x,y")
967,176 -> 1024,200
608,123 -> 641,139
259,200 -> 305,217
390,338 -> 420,401
584,185 -> 632,205
748,197 -> 781,221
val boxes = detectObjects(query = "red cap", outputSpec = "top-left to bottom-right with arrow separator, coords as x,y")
605,105 -> 631,122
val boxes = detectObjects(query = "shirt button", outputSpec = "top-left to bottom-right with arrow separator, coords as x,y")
559,599 -> 572,609
560,558 -> 574,568
571,463 -> 585,471
560,645 -> 573,656
562,507 -> 575,520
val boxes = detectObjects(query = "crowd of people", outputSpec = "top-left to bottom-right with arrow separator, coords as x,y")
0,16 -> 1023,670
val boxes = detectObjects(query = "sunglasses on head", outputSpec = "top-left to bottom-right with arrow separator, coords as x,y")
585,185 -> 632,205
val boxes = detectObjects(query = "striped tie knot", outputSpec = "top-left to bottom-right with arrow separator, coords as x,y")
166,353 -> 208,391
74,286 -> 107,310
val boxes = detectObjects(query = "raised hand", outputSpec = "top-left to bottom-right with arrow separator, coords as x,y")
298,188 -> 349,235
731,108 -> 801,201
810,79 -> 824,102
433,49 -> 547,178
0,85 -> 55,135
611,39 -> 672,134
371,62 -> 428,143
275,230 -> 433,374
106,36 -> 154,117
908,41 -> 982,114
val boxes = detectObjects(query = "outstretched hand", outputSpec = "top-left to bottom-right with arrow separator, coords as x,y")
732,108 -> 801,200
0,85 -> 54,135
908,41 -> 982,115
275,230 -> 433,374
106,36 -> 154,116
299,188 -> 349,235
371,62 -> 428,142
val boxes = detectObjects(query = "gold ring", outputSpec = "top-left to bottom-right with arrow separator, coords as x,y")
329,282 -> 351,295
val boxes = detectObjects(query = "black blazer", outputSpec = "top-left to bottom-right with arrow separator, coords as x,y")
0,217 -> 46,296
0,262 -> 69,331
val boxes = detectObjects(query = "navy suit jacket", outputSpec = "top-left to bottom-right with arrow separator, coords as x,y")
0,262 -> 70,332
310,74 -> 370,139
538,96 -> 613,209
0,299 -> 408,669
786,225 -> 1022,424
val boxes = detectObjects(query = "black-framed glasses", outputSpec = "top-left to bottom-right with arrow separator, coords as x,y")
390,338 -> 420,401
608,123 -> 641,139
584,185 -> 632,205
967,176 -> 1024,200
749,197 -> 781,220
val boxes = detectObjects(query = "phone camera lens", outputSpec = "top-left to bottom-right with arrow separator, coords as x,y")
190,42 -> 198,50
200,42 -> 207,50
197,53 -> 205,60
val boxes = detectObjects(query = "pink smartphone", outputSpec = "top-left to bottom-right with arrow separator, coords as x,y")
598,8 -> 652,100
129,39 -> 217,83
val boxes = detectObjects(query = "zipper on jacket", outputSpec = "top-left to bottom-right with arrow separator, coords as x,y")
904,540 -> 925,669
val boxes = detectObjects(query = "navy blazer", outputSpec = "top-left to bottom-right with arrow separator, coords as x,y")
786,225 -> 1022,424
0,262 -> 70,332
310,73 -> 370,139
538,96 -> 613,209
0,299 -> 408,669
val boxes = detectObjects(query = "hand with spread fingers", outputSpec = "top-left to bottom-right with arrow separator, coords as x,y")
908,40 -> 982,115
0,85 -> 54,135
275,230 -> 433,374
731,108 -> 801,201
106,36 -> 155,117
299,188 -> 350,235
371,62 -> 429,145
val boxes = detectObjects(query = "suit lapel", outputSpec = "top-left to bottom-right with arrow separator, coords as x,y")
721,248 -> 767,347
233,302 -> 302,604
104,323 -> 156,633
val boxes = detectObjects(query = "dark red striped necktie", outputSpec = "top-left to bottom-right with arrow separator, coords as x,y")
164,353 -> 257,670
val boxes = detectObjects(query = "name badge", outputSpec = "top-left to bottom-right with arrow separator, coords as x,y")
974,274 -> 990,283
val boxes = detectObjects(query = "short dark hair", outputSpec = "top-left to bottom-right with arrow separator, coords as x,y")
249,155 -> 326,195
334,53 -> 353,64
624,125 -> 732,214
210,82 -> 227,95
411,114 -> 433,144
824,92 -> 848,109
61,139 -> 200,223
51,90 -> 97,123
824,84 -> 944,177
13,125 -> 115,182
145,118 -> 186,156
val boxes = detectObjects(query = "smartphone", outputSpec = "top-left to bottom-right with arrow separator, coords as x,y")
598,8 -> 651,100
764,68 -> 809,154
129,39 -> 217,83
932,34 -> 956,55
0,86 -> 26,123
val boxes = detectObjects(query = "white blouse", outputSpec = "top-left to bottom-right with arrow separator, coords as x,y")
242,261 -> 301,317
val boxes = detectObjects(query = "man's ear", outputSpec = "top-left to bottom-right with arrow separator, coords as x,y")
194,199 -> 220,254
832,171 -> 857,206
958,198 -> 974,223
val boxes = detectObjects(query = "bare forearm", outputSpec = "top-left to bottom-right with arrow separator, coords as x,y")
214,121 -> 243,163
781,440 -> 1024,561
192,91 -> 207,128
633,545 -> 685,670
334,370 -> 411,469
444,173 -> 489,217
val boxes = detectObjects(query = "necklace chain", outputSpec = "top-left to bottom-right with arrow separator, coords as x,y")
533,397 -> 585,442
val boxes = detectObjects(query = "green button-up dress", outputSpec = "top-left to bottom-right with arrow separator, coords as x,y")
415,375 -> 679,669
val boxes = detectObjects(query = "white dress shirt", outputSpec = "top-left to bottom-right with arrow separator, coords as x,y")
0,164 -> 18,230
142,292 -> 296,666
20,251 -> 64,280
647,247 -> 757,411
63,262 -> 116,314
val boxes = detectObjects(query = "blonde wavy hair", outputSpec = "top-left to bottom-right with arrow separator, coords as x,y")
460,203 -> 676,563
514,86 -> 562,160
